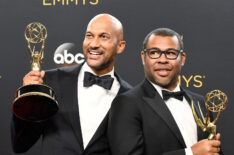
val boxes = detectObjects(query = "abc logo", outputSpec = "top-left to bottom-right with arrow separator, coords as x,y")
54,50 -> 85,64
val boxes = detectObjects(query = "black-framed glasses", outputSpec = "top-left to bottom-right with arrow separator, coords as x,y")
144,48 -> 183,60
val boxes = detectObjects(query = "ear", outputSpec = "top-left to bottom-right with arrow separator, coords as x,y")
141,51 -> 145,65
181,52 -> 186,66
116,40 -> 126,54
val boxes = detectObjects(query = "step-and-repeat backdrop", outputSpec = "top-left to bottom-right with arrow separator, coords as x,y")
1,0 -> 233,154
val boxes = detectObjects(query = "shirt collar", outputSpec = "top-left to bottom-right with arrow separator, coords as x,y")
149,80 -> 181,98
80,62 -> 115,81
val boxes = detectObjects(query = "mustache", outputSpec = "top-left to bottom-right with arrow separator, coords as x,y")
87,48 -> 104,54
154,64 -> 172,71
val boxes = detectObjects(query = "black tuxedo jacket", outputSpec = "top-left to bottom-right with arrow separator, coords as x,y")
108,79 -> 212,155
11,64 -> 132,155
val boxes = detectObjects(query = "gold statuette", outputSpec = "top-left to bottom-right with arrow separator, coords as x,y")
12,22 -> 58,122
25,22 -> 47,71
191,90 -> 227,140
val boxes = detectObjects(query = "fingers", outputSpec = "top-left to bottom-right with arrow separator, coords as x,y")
41,70 -> 45,78
23,70 -> 45,85
215,133 -> 221,140
210,146 -> 220,153
192,139 -> 221,155
211,133 -> 221,149
211,140 -> 221,148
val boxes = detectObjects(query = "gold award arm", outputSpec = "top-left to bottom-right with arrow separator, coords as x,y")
191,101 -> 207,132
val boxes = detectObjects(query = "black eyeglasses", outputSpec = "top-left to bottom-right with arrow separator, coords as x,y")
144,48 -> 183,60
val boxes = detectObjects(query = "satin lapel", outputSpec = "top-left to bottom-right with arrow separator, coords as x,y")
142,80 -> 186,147
85,73 -> 131,150
182,89 -> 206,141
115,72 -> 131,95
58,65 -> 84,150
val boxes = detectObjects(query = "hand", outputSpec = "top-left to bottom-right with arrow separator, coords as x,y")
23,70 -> 45,85
191,133 -> 221,155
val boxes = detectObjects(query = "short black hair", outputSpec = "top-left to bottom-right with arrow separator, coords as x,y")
142,28 -> 184,50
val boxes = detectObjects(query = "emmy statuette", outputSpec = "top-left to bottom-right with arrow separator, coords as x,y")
191,90 -> 227,140
12,22 -> 58,122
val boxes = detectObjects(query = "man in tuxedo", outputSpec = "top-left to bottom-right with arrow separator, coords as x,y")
11,13 -> 131,155
108,28 -> 222,155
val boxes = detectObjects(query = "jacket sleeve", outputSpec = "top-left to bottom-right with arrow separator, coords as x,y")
11,71 -> 51,153
11,115 -> 46,153
108,95 -> 145,155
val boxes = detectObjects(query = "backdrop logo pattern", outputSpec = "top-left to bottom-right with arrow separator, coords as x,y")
178,75 -> 206,88
43,0 -> 99,6
54,50 -> 85,64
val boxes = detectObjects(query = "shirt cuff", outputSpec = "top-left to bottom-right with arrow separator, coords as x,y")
185,148 -> 193,155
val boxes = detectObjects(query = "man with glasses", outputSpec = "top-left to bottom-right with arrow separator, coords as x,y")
108,28 -> 222,155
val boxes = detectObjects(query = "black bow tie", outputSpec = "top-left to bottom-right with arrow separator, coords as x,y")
83,72 -> 114,90
162,90 -> 185,101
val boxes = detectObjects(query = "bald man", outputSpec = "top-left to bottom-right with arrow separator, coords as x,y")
11,14 -> 131,155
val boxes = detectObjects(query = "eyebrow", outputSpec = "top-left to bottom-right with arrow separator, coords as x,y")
147,47 -> 179,50
86,31 -> 111,36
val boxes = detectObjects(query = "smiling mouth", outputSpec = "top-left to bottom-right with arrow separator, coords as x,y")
89,51 -> 102,55
88,48 -> 104,55
87,50 -> 103,60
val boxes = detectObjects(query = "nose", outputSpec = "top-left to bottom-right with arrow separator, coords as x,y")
158,52 -> 168,64
89,37 -> 100,49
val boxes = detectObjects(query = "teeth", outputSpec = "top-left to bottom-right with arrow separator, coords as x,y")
90,51 -> 101,55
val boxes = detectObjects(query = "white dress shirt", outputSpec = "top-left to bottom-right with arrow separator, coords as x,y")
77,63 -> 120,148
150,82 -> 197,155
